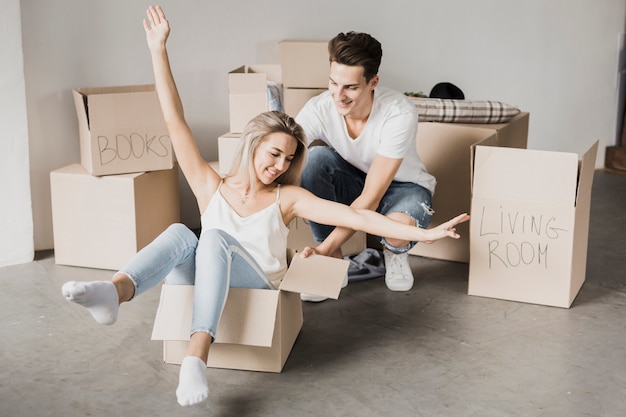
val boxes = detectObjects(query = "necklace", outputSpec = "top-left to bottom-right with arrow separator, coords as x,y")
226,181 -> 251,204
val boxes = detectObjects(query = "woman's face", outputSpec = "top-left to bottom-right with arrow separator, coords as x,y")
253,132 -> 298,184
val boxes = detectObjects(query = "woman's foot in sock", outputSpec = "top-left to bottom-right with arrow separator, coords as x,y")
176,356 -> 209,406
61,281 -> 119,325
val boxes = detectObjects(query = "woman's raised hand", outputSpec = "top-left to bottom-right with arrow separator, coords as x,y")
143,5 -> 170,50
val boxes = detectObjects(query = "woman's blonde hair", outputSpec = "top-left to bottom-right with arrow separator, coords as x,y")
228,111 -> 308,188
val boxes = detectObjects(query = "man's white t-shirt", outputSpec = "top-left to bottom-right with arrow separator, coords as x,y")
295,86 -> 436,195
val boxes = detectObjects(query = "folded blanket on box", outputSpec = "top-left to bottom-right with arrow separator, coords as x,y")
408,97 -> 521,124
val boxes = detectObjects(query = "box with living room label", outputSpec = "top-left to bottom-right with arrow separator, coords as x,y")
151,253 -> 349,372
50,163 -> 179,270
409,112 -> 529,263
73,84 -> 174,176
468,140 -> 598,308
228,65 -> 282,133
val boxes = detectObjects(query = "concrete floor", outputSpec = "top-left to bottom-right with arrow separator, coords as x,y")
1,170 -> 625,417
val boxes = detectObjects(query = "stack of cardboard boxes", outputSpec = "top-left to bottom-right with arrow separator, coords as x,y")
215,40 -> 366,257
50,85 -> 180,270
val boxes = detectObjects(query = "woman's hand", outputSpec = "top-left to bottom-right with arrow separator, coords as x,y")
299,246 -> 320,258
422,213 -> 470,243
143,5 -> 170,51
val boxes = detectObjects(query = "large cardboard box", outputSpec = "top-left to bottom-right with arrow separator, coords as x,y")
287,217 -> 366,257
228,65 -> 282,133
72,85 -> 174,176
279,40 -> 329,88
50,163 -> 180,270
151,254 -> 349,372
468,141 -> 598,308
283,88 -> 326,117
410,112 -> 529,263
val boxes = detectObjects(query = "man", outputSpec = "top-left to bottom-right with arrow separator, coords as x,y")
296,31 -> 436,299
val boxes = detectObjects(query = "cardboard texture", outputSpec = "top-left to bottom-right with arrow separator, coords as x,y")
217,132 -> 243,175
410,112 -> 529,263
287,217 -> 366,257
468,141 -> 598,308
228,65 -> 282,133
73,85 -> 174,176
50,163 -> 180,270
279,40 -> 329,88
283,88 -> 326,117
151,254 -> 349,372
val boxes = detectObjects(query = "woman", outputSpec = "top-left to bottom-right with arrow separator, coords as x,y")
62,5 -> 469,407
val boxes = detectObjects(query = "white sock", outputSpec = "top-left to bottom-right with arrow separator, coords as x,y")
176,356 -> 209,407
61,281 -> 119,325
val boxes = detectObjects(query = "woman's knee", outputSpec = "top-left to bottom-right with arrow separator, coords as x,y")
165,222 -> 197,240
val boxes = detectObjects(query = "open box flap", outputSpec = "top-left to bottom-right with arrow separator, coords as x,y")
575,141 -> 599,207
472,145 -> 578,206
248,64 -> 282,83
469,134 -> 499,194
87,89 -> 164,131
151,285 -> 279,347
213,288 -> 278,347
151,284 -> 194,342
279,253 -> 349,299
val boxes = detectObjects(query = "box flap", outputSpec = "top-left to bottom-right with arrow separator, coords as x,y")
575,140 -> 599,207
213,288 -> 278,347
473,145 -> 578,206
151,284 -> 194,341
279,253 -> 349,299
229,65 -> 282,93
248,64 -> 282,84
88,89 -> 164,131
151,285 -> 279,348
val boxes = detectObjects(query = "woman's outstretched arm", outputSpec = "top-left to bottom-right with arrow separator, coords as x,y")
284,185 -> 470,247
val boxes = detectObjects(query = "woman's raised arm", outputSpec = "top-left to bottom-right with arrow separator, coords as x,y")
144,5 -> 219,210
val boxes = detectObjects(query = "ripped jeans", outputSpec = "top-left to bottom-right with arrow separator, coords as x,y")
301,146 -> 434,254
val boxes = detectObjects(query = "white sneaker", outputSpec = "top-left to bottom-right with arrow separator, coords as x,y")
383,249 -> 414,291
300,271 -> 348,302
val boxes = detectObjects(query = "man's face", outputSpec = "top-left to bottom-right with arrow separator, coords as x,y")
328,61 -> 378,118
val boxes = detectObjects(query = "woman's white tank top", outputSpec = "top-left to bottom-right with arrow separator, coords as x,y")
200,182 -> 289,287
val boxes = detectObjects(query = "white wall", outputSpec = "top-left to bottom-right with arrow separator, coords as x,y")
13,0 -> 626,252
0,0 -> 34,267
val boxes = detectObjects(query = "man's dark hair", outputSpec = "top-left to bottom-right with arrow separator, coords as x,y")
328,31 -> 382,82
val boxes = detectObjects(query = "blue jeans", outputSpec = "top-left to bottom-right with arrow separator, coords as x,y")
301,146 -> 434,254
119,223 -> 273,339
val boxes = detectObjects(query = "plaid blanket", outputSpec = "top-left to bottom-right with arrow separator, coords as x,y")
408,97 -> 521,124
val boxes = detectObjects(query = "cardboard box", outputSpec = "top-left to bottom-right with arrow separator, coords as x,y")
279,40 -> 329,88
409,112 -> 529,263
287,217 -> 366,257
283,88 -> 326,117
228,65 -> 282,133
217,132 -> 243,175
151,254 -> 349,372
72,85 -> 174,176
468,141 -> 598,308
50,163 -> 180,270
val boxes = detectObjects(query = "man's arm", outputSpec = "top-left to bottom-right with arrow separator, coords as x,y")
315,154 -> 402,257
